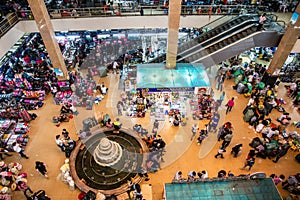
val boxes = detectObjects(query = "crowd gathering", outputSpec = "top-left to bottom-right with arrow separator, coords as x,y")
175,55 -> 300,197
0,2 -> 299,199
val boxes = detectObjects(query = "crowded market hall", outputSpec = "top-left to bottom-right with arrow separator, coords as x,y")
0,0 -> 300,199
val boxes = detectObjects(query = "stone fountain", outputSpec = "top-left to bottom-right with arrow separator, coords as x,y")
69,127 -> 148,197
93,137 -> 123,167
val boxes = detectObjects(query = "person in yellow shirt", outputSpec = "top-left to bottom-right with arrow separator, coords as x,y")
113,118 -> 122,130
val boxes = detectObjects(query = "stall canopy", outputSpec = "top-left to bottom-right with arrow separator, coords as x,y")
136,63 -> 210,91
164,178 -> 282,200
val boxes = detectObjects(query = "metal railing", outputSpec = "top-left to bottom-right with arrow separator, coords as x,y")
0,4 -> 269,39
0,12 -> 19,38
16,5 -> 268,20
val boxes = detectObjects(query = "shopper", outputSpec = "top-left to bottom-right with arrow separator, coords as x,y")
140,7 -> 144,16
113,118 -> 122,130
197,131 -> 207,145
0,141 -> 12,160
187,171 -> 197,181
106,118 -> 113,128
174,171 -> 183,181
35,161 -> 48,178
214,147 -> 225,158
217,91 -> 225,106
257,13 -> 267,31
62,129 -> 70,140
241,157 -> 255,171
221,131 -> 233,149
12,142 -> 29,159
191,123 -> 199,141
55,135 -> 65,152
273,143 -> 290,163
209,113 -> 220,132
231,144 -> 243,157
225,97 -> 235,114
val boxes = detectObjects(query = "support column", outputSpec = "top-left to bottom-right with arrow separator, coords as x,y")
27,0 -> 68,79
166,0 -> 182,69
268,3 -> 300,74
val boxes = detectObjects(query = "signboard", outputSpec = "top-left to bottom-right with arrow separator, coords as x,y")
136,63 -> 211,89
138,87 -> 195,92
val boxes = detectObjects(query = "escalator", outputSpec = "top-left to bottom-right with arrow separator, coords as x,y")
180,23 -> 284,67
149,14 -> 257,63
149,14 -> 284,68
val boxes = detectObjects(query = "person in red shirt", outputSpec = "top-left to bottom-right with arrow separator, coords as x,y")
226,97 -> 235,114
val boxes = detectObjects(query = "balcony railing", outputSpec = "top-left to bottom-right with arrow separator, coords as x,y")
0,5 -> 268,38
16,5 -> 267,19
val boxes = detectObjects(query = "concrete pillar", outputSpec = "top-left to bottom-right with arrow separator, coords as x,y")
268,3 -> 300,74
27,0 -> 68,79
166,0 -> 182,69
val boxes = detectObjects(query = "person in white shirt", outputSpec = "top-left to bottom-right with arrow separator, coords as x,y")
100,84 -> 107,95
191,124 -> 199,140
70,105 -> 79,115
112,61 -> 119,74
174,171 -> 183,181
188,171 -> 196,181
278,112 -> 289,122
12,142 -> 29,159
201,170 -> 208,179
266,129 -> 277,139
55,135 -> 65,152
247,96 -> 256,107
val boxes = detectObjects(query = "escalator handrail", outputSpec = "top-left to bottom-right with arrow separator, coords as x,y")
148,13 -> 276,64
177,19 -> 259,60
148,14 -> 258,63
192,29 -> 280,63
177,15 -> 233,45
202,15 -> 233,30
178,14 -> 258,52
180,23 -> 258,63
178,13 -> 282,62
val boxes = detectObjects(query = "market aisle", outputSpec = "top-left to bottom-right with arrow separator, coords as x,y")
9,96 -> 79,199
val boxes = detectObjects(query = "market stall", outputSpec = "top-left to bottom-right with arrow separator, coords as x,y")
121,63 -> 211,121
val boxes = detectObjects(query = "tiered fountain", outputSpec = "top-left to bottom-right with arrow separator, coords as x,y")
69,127 -> 148,197
93,137 -> 123,167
